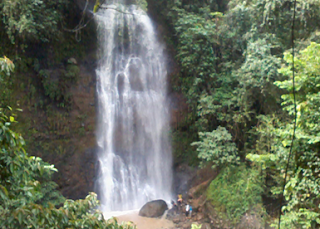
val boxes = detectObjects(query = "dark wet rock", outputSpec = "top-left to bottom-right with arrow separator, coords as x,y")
74,0 -> 96,11
167,206 -> 178,219
139,199 -> 168,218
173,164 -> 196,199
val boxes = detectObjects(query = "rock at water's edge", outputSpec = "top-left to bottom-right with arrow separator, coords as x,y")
139,199 -> 168,218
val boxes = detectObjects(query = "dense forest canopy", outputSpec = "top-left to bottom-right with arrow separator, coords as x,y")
1,0 -> 320,228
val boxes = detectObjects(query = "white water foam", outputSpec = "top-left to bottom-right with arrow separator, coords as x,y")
95,1 -> 172,212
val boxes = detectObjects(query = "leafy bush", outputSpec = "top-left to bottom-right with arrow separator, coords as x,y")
207,165 -> 264,224
0,0 -> 66,43
0,57 -> 15,108
0,56 -> 14,76
39,63 -> 79,107
272,42 -> 320,228
192,126 -> 239,168
191,223 -> 202,229
171,128 -> 198,165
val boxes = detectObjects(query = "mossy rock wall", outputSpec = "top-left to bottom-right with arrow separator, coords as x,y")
14,54 -> 98,199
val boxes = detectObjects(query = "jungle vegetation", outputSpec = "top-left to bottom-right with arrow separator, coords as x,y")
149,0 -> 320,227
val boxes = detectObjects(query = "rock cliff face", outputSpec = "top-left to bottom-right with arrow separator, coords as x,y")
54,60 -> 98,199
74,0 -> 96,12
15,52 -> 99,199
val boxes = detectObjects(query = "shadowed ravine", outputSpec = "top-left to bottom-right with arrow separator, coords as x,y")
94,0 -> 172,212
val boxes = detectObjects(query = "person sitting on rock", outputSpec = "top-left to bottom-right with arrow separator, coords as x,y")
177,194 -> 184,212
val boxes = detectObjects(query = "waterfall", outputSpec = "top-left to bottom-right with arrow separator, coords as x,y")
94,0 -> 172,212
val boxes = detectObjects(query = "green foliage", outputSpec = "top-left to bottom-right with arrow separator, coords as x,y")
65,64 -> 80,79
0,107 -> 136,229
39,63 -> 79,107
0,56 -> 14,76
276,42 -> 320,127
170,114 -> 199,165
273,209 -> 320,229
207,165 -> 264,224
192,126 -> 239,168
191,223 -> 202,229
0,0 -> 95,112
93,0 -> 100,13
173,8 -> 221,103
0,108 -> 63,223
152,2 -> 320,226
273,42 -> 320,228
134,0 -> 148,11
237,36 -> 282,109
0,56 -> 15,108
0,0 -> 67,43
245,114 -> 291,211
246,42 -> 320,228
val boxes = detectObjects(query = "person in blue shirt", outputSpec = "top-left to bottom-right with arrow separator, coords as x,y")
189,205 -> 193,218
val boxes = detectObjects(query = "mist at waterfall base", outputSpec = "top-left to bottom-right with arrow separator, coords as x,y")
94,1 -> 173,213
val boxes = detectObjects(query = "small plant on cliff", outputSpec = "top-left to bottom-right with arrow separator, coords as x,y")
0,56 -> 15,108
0,56 -> 14,76
39,62 -> 80,108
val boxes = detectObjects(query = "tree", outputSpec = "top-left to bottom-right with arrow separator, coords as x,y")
0,0 -> 67,43
192,126 -> 239,169
151,0 -> 320,226
247,42 -> 320,228
274,42 -> 320,228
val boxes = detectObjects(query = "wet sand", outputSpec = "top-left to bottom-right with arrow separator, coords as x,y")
111,211 -> 175,229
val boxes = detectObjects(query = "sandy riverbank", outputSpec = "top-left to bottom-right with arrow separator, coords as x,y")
106,210 -> 175,229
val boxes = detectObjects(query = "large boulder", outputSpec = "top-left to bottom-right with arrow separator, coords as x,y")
139,199 -> 168,218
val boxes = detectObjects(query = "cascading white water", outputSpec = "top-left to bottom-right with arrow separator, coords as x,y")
95,0 -> 172,212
